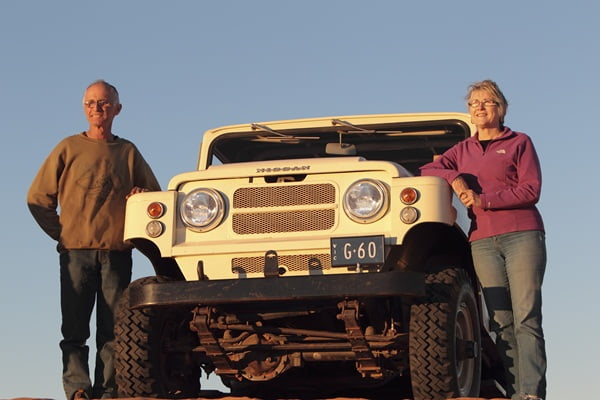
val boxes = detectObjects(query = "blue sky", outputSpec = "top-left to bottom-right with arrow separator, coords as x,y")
1,1 -> 597,399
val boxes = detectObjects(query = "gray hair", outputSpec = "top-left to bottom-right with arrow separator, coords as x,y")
85,79 -> 120,104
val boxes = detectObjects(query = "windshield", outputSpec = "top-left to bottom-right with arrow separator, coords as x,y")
209,118 -> 470,175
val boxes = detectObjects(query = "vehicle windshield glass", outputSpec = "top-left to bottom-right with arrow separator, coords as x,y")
208,119 -> 470,175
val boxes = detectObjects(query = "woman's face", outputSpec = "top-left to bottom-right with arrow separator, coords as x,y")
468,89 -> 502,129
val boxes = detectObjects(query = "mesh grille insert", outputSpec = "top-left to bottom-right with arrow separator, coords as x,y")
233,209 -> 335,234
232,254 -> 332,274
233,184 -> 335,208
232,183 -> 337,235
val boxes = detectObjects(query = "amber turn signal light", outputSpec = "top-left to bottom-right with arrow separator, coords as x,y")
400,188 -> 418,205
147,202 -> 165,219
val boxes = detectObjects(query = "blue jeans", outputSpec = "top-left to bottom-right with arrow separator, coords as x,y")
59,250 -> 132,400
471,230 -> 547,400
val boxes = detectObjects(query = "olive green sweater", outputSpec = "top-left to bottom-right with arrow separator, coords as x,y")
27,133 -> 161,251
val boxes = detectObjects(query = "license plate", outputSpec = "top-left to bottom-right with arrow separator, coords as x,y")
330,235 -> 385,267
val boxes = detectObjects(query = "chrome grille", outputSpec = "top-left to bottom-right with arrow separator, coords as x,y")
232,254 -> 332,274
232,184 -> 337,235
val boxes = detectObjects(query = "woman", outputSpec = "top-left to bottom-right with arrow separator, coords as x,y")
420,80 -> 547,400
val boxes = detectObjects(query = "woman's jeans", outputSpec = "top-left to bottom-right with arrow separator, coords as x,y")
471,230 -> 547,400
59,250 -> 132,400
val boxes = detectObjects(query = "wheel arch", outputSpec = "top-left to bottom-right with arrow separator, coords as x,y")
130,238 -> 185,280
393,222 -> 476,280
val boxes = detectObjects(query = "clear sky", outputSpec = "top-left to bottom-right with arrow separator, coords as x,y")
1,1 -> 597,399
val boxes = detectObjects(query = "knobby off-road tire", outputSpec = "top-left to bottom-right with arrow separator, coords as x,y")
409,268 -> 482,400
114,276 -> 201,398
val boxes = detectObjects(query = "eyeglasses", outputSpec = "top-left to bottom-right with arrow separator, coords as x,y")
83,99 -> 112,108
468,99 -> 498,108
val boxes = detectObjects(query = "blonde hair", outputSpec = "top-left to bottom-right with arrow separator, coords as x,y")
466,79 -> 508,125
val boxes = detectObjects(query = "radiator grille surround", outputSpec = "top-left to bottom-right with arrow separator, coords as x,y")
232,183 -> 337,235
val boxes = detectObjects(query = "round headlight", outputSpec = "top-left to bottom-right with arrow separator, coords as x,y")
343,179 -> 388,223
180,188 -> 225,232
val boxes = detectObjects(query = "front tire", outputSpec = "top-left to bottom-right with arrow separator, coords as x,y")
114,276 -> 201,398
409,268 -> 482,400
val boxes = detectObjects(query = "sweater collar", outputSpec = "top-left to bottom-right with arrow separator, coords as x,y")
472,126 -> 514,142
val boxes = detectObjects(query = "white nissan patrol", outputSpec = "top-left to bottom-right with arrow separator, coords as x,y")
114,113 -> 506,400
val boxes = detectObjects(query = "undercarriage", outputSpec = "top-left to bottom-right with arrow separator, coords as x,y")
115,268 -> 498,399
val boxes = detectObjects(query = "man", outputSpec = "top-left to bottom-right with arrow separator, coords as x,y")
27,80 -> 161,399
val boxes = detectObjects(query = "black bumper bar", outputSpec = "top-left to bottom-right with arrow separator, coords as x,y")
129,270 -> 425,309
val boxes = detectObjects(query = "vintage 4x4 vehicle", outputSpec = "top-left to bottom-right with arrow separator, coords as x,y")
114,113 -> 506,400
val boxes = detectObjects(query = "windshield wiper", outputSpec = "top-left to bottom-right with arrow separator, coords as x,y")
331,119 -> 402,134
332,119 -> 448,136
250,123 -> 320,143
331,119 -> 377,133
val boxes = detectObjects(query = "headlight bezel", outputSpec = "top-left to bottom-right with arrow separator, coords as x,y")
343,178 -> 389,223
180,188 -> 225,232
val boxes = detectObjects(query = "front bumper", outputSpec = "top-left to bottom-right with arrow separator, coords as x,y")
129,270 -> 425,309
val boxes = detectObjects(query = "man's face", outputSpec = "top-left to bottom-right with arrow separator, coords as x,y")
83,83 -> 122,128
